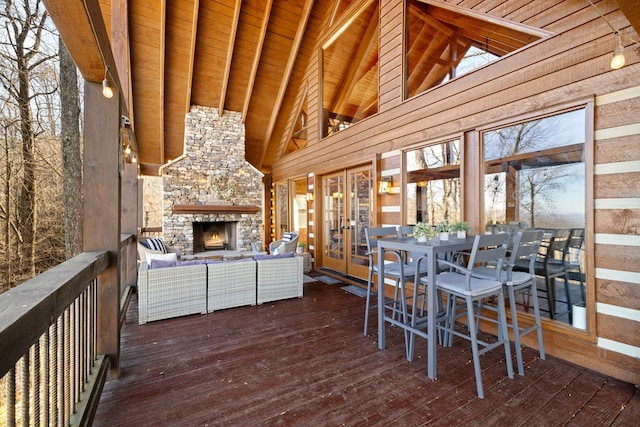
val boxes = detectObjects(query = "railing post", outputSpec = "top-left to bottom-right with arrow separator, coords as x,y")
122,161 -> 139,294
83,80 -> 121,378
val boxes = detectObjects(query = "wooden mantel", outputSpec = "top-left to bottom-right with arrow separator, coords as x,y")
172,205 -> 260,214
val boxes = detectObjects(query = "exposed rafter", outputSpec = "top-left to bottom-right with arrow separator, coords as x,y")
329,7 -> 379,120
159,0 -> 166,163
257,0 -> 315,169
242,0 -> 273,123
219,0 -> 242,115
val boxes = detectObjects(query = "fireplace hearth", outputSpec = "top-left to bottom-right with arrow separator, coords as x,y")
193,221 -> 237,253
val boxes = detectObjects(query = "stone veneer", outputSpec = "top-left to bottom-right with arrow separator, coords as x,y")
162,106 -> 264,254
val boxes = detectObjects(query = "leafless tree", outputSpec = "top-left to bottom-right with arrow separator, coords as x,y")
0,0 -> 60,287
0,0 -> 55,278
59,37 -> 82,258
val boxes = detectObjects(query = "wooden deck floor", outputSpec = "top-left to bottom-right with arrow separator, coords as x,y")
93,275 -> 639,426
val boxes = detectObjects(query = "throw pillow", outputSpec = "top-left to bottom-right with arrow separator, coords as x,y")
281,233 -> 293,242
149,259 -> 179,269
143,238 -> 168,253
146,252 -> 177,264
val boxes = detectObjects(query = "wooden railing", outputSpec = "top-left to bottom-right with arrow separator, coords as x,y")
0,251 -> 110,426
139,227 -> 162,238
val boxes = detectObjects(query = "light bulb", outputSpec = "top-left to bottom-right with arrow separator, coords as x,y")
102,79 -> 113,98
610,44 -> 625,69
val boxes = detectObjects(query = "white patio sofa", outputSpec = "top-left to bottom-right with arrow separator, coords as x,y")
137,261 -> 207,324
207,258 -> 257,312
137,252 -> 304,324
256,254 -> 303,304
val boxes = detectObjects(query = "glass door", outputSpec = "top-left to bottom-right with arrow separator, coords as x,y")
322,172 -> 345,272
347,166 -> 373,280
321,166 -> 373,279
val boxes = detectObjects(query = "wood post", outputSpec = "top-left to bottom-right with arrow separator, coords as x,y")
83,81 -> 121,378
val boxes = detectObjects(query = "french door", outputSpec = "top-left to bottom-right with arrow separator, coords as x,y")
321,165 -> 373,279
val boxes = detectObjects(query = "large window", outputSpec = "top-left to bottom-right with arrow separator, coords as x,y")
405,139 -> 461,225
321,0 -> 378,137
482,108 -> 587,326
482,109 -> 586,230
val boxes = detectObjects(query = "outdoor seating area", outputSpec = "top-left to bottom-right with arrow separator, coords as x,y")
367,226 -> 590,398
137,253 -> 303,324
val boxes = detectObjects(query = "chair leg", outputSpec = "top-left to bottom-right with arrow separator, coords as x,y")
546,276 -> 556,320
363,269 -> 374,336
465,295 -> 485,399
508,285 -> 525,376
497,291 -> 514,380
530,282 -> 546,361
445,294 -> 458,347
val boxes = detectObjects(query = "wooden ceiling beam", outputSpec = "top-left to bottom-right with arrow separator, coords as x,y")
159,0 -> 166,163
218,0 -> 242,115
615,0 -> 640,38
242,0 -> 273,123
111,0 -> 132,117
279,84 -> 309,158
258,0 -> 315,170
330,7 -> 379,118
43,0 -> 117,84
186,1 -> 200,114
163,0 -> 200,162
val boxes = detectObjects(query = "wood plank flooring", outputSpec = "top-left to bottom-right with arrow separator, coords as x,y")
93,275 -> 639,426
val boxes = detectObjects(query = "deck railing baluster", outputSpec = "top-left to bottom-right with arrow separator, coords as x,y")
0,251 -> 113,427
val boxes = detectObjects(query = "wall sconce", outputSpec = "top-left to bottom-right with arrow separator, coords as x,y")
102,66 -> 113,98
378,176 -> 392,194
306,192 -> 314,201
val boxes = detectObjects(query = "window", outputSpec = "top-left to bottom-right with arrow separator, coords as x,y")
482,107 -> 587,326
405,139 -> 461,225
321,0 -> 378,137
405,0 -> 547,99
482,109 -> 586,230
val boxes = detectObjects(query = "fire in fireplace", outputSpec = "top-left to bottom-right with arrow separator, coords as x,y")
192,221 -> 238,253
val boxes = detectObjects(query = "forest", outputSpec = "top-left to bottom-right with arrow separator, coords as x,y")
0,0 -> 82,292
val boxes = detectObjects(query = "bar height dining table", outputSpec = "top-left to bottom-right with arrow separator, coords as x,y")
376,235 -> 475,379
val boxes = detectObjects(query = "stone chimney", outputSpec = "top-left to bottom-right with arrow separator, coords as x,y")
161,106 -> 264,255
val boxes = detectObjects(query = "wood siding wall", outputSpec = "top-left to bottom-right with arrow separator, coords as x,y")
271,0 -> 640,383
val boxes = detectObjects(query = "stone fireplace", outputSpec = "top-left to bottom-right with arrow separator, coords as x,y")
161,106 -> 264,255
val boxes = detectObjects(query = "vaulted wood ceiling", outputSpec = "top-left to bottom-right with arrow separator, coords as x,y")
42,0 -> 640,176
117,0 -> 325,175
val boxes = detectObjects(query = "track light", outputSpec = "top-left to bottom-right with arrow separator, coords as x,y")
102,67 -> 113,98
610,34 -> 625,70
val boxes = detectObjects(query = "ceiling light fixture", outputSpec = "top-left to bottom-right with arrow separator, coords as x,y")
102,66 -> 113,98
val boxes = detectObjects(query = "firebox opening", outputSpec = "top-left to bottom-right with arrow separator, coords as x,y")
193,221 -> 238,253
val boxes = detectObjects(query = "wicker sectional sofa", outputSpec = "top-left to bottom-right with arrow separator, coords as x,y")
137,254 -> 303,324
